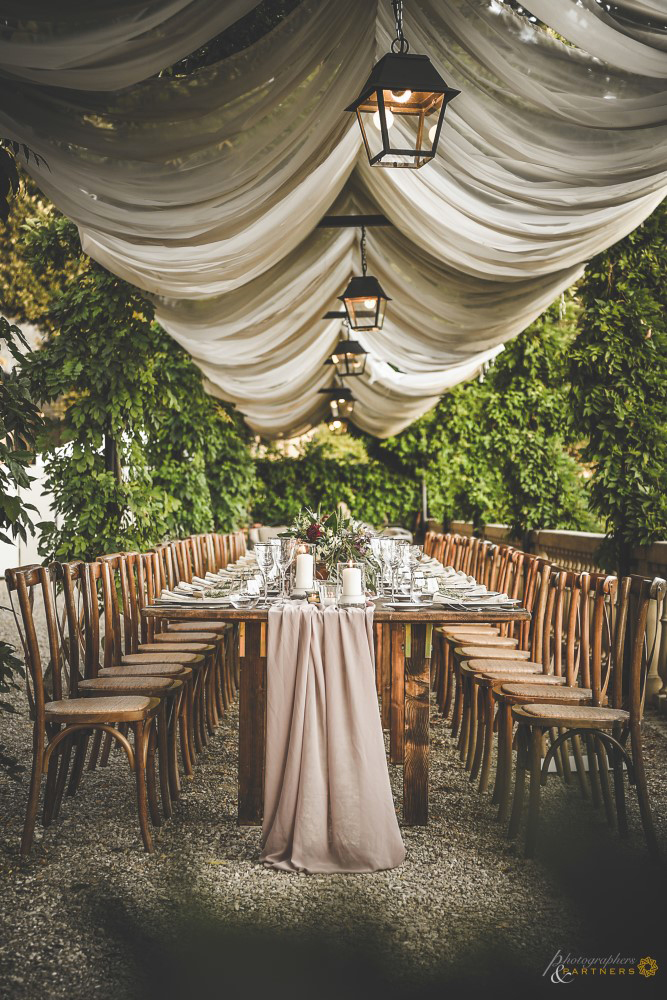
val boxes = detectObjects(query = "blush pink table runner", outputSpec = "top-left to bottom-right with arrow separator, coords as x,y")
260,603 -> 405,874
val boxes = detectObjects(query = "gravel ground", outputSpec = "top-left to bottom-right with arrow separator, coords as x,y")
1,594 -> 666,999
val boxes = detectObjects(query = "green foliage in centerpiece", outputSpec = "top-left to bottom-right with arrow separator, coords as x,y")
283,506 -> 380,586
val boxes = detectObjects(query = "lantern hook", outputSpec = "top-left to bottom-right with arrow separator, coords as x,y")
360,225 -> 368,277
391,1 -> 410,54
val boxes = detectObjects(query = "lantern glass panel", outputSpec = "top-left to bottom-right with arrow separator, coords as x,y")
355,88 -> 447,169
343,295 -> 386,331
335,353 -> 364,377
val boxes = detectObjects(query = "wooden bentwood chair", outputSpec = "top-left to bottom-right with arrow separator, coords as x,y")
508,574 -> 666,859
6,564 -> 161,855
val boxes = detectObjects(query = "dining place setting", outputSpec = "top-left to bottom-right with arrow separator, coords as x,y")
142,507 -> 529,874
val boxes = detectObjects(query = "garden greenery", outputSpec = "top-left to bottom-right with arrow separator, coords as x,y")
569,199 -> 667,574
1,186 -> 665,578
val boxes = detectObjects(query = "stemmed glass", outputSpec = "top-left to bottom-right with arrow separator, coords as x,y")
254,543 -> 276,604
408,544 -> 424,600
381,539 -> 402,600
370,536 -> 386,595
270,537 -> 297,603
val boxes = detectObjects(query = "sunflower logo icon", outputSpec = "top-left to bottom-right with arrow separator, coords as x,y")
638,957 -> 658,978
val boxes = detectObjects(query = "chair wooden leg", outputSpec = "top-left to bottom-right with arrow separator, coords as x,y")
470,685 -> 485,781
478,691 -> 495,794
180,685 -> 195,777
99,729 -> 114,768
442,647 -> 454,720
586,734 -> 603,808
87,729 -> 103,771
156,701 -> 172,820
497,705 -> 515,825
556,727 -> 572,785
507,725 -> 529,840
167,693 -> 182,801
525,726 -> 543,858
571,734 -> 590,800
132,721 -> 154,852
145,721 -> 162,827
42,736 -> 62,827
594,738 -> 616,828
20,727 -> 44,858
629,723 -> 659,860
451,662 -> 463,738
67,732 -> 89,797
464,678 -> 478,769
611,738 -> 629,838
50,735 -> 74,823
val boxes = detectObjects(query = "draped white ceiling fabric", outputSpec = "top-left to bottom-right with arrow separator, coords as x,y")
1,0 -> 666,437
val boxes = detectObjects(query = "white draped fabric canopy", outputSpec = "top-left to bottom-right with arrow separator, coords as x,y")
1,0 -> 666,437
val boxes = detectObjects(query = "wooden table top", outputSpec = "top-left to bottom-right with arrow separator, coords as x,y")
142,599 -> 530,625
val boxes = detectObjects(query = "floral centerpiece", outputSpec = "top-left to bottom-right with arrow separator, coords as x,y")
282,506 -> 380,589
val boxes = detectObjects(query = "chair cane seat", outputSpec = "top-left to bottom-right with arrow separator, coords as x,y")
99,664 -> 191,678
121,652 -> 203,666
453,635 -> 518,648
152,631 -> 220,644
138,642 -> 215,654
514,704 -> 628,727
482,671 -> 564,686
456,646 -> 531,660
167,622 -> 230,634
44,696 -> 158,723
78,677 -> 181,698
501,683 -> 594,701
439,626 -> 500,638
465,658 -> 543,672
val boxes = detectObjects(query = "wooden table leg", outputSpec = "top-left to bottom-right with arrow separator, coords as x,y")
380,623 -> 392,732
403,623 -> 431,825
238,619 -> 266,825
390,622 -> 404,764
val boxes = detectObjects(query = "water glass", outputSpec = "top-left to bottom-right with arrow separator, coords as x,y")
270,537 -> 297,602
254,542 -> 276,603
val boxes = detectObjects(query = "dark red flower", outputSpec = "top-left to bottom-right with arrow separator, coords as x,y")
306,523 -> 323,543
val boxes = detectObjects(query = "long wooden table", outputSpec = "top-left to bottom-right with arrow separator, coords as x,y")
142,602 -> 530,826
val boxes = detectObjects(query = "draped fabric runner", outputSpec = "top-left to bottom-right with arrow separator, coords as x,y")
2,0 -> 667,436
260,604 -> 405,874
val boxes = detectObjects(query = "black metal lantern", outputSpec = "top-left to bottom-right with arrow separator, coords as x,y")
346,1 -> 460,169
339,227 -> 390,332
318,385 -> 356,420
323,319 -> 369,378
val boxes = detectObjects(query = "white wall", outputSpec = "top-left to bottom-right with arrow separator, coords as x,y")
0,457 -> 53,575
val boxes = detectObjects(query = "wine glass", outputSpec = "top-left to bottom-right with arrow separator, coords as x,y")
408,544 -> 424,600
369,536 -> 386,595
254,543 -> 276,603
380,539 -> 401,600
270,537 -> 297,602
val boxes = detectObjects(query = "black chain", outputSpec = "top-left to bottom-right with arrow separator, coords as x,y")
361,225 -> 368,276
391,0 -> 409,54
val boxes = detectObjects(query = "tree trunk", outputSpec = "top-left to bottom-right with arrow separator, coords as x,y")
104,428 -> 122,483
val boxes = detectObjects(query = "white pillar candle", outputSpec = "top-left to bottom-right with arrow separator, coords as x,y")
342,566 -> 362,597
295,553 -> 314,589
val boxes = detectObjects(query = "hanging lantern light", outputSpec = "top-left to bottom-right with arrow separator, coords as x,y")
346,0 -> 460,170
323,320 -> 369,378
318,385 -> 356,420
339,227 -> 390,332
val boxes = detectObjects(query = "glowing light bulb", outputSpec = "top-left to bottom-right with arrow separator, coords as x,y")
428,124 -> 438,144
373,109 -> 394,130
363,298 -> 377,309
390,89 -> 412,103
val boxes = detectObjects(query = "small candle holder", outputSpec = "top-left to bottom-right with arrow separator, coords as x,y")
337,560 -> 366,607
291,542 -> 317,596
